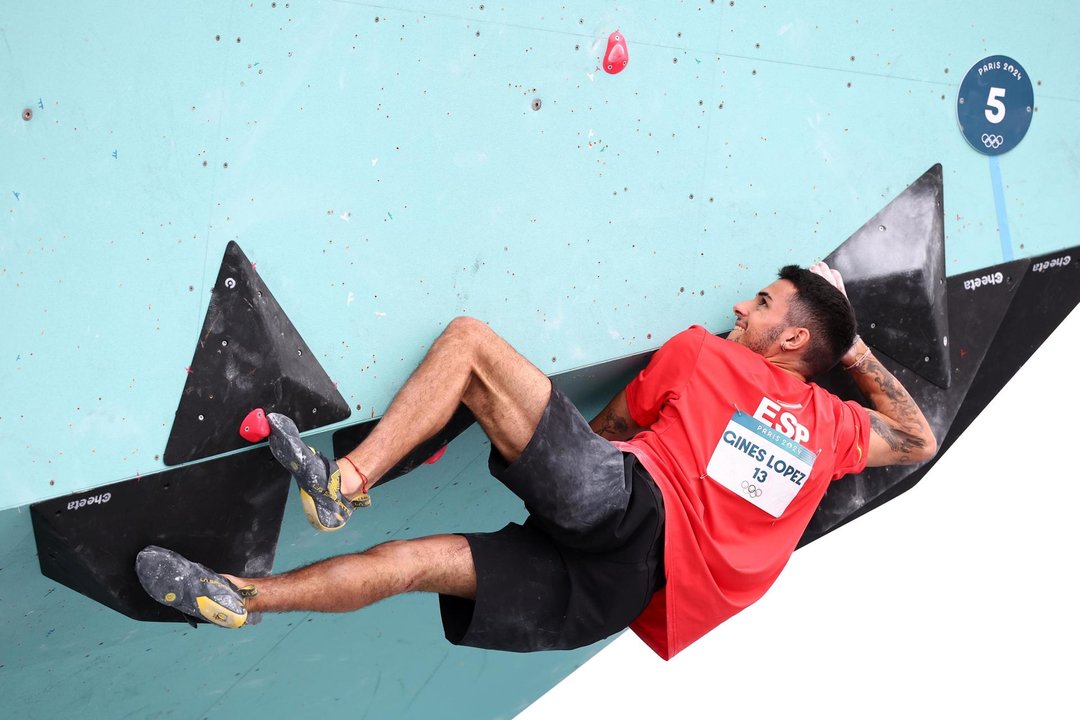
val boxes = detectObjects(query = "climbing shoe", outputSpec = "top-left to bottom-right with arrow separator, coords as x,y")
267,412 -> 370,532
135,546 -> 256,628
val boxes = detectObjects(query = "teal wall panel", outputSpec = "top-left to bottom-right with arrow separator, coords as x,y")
5,2 -> 1076,507
2,2 -> 1078,717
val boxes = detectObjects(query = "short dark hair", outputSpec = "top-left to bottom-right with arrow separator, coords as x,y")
778,265 -> 857,376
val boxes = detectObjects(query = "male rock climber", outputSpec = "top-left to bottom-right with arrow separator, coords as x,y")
136,262 -> 936,659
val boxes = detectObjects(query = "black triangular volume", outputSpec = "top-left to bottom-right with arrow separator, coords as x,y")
800,257 -> 1029,547
825,164 -> 950,388
31,448 -> 290,622
163,242 -> 350,465
807,249 -> 1079,545
943,245 -> 1080,450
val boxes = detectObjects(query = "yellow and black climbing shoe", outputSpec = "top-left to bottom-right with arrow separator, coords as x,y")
266,412 -> 369,532
135,546 -> 255,629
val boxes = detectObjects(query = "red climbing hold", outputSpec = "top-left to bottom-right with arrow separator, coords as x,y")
239,408 -> 271,442
603,30 -> 629,74
425,446 -> 447,465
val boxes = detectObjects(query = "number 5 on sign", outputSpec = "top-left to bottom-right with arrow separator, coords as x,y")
957,55 -> 1033,156
985,87 -> 1007,124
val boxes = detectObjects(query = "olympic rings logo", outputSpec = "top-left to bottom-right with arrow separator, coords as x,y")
982,133 -> 1004,149
741,480 -> 763,498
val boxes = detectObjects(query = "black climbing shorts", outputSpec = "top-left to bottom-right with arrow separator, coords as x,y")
439,385 -> 666,652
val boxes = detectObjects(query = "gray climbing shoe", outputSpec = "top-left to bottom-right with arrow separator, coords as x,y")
266,412 -> 369,532
135,546 -> 255,628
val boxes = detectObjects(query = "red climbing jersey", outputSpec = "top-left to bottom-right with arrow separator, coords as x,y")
617,325 -> 870,660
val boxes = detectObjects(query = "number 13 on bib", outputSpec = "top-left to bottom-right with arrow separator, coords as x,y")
706,410 -> 818,518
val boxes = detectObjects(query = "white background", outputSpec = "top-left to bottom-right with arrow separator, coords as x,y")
520,303 -> 1080,719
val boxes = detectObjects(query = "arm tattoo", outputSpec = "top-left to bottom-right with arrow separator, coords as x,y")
853,355 -> 933,463
595,408 -> 629,439
868,412 -> 927,459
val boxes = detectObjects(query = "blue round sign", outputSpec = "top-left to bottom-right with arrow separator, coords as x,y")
957,55 -> 1033,156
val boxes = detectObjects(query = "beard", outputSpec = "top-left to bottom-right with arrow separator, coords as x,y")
733,323 -> 784,356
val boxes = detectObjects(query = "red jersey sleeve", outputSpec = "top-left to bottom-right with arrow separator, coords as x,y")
624,326 -> 707,428
829,398 -> 872,479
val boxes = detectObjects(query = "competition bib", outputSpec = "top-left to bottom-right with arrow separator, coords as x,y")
706,410 -> 818,518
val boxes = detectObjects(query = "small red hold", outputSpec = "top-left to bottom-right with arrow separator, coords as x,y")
239,408 -> 271,442
425,446 -> 447,465
603,30 -> 629,74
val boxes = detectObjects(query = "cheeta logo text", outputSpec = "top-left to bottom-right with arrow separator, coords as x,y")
1033,255 -> 1071,273
67,493 -> 112,511
964,271 -> 1004,291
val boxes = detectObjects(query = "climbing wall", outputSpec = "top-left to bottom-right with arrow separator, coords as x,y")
2,2 -> 1078,717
